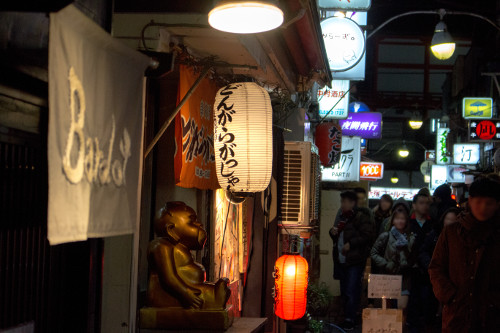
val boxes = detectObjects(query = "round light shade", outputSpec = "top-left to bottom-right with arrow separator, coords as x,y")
391,176 -> 399,184
431,21 -> 456,60
213,82 -> 272,193
274,254 -> 308,320
409,120 -> 423,130
208,1 -> 284,34
398,148 -> 409,158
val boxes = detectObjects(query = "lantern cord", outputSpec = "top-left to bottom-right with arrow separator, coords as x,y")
144,65 -> 212,158
317,84 -> 355,125
243,193 -> 257,290
218,198 -> 232,279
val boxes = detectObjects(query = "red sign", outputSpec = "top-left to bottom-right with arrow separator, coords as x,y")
469,120 -> 500,141
174,65 -> 220,189
315,122 -> 342,167
359,162 -> 384,180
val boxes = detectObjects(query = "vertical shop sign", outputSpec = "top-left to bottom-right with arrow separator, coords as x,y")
174,65 -> 219,189
321,136 -> 361,182
436,128 -> 450,165
453,143 -> 480,165
318,80 -> 350,119
315,122 -> 342,166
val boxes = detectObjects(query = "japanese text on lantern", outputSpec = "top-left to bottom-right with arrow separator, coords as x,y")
214,84 -> 241,189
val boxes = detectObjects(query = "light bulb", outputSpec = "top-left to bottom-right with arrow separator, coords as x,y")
398,149 -> 410,158
409,120 -> 423,130
431,21 -> 455,60
391,177 -> 399,184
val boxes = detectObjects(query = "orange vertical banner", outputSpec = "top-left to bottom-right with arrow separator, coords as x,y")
174,65 -> 220,189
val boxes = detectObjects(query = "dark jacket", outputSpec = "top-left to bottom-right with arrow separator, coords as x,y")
370,229 -> 416,290
330,207 -> 374,269
409,214 -> 433,272
418,228 -> 439,272
372,205 -> 391,236
429,212 -> 500,333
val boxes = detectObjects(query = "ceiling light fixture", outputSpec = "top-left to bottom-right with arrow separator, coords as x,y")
208,1 -> 284,34
409,120 -> 423,130
391,173 -> 399,184
398,143 -> 410,158
431,20 -> 456,60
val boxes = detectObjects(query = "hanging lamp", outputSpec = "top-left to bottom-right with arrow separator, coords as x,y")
431,20 -> 456,60
274,254 -> 308,320
213,82 -> 273,193
208,0 -> 284,34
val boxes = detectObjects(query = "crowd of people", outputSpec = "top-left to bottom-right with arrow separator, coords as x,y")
329,175 -> 500,332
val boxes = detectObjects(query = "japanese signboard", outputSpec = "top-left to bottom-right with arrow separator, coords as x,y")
360,162 -> 384,180
453,143 -> 480,165
321,136 -> 361,182
462,97 -> 493,119
436,128 -> 450,164
469,120 -> 500,141
318,80 -> 350,119
339,112 -> 382,138
175,65 -> 219,189
321,17 -> 365,72
368,274 -> 402,299
431,165 -> 447,190
425,150 -> 436,161
319,0 -> 371,11
315,122 -> 342,167
362,308 -> 403,333
368,187 -> 420,201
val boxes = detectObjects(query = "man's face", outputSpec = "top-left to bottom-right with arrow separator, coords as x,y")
341,198 -> 356,212
357,193 -> 367,206
413,196 -> 430,216
468,196 -> 500,222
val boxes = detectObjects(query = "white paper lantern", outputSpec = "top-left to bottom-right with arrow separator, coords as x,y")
213,82 -> 272,193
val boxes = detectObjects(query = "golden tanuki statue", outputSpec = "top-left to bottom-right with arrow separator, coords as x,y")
140,201 -> 232,330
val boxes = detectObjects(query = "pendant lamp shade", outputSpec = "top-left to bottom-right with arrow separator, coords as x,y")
274,254 -> 308,320
208,1 -> 284,34
431,21 -> 456,60
213,82 -> 273,193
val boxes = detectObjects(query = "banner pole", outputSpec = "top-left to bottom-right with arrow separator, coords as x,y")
144,65 -> 212,158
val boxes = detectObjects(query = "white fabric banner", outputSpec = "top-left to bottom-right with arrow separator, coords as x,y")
48,5 -> 150,245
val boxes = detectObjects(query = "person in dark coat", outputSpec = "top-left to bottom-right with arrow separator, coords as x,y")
429,176 -> 500,333
429,184 -> 457,223
372,194 -> 393,236
329,191 -> 374,331
406,193 -> 435,332
419,207 -> 461,273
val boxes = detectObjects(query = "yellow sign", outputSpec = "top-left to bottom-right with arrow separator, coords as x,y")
463,97 -> 493,119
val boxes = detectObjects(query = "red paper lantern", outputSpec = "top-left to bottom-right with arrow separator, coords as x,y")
315,122 -> 342,167
274,254 -> 308,320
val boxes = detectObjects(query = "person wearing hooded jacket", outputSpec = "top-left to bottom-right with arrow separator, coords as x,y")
379,197 -> 411,235
429,176 -> 500,332
430,184 -> 457,223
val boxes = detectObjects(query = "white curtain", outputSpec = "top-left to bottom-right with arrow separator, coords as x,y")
48,5 -> 150,245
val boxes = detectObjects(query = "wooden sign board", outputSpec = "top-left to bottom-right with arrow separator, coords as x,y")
362,308 -> 403,333
367,274 -> 402,299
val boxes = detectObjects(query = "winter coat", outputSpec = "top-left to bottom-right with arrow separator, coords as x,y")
370,230 -> 416,291
408,214 -> 433,274
379,198 -> 410,234
372,205 -> 391,236
418,228 -> 439,272
330,207 -> 374,271
428,212 -> 500,333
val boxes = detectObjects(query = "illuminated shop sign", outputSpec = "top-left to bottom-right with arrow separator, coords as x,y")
359,162 -> 384,180
368,187 -> 420,201
453,143 -> 480,165
349,101 -> 370,113
320,17 -> 365,72
462,97 -> 493,119
321,136 -> 361,182
318,0 -> 371,11
431,164 -> 466,190
318,80 -> 350,119
339,112 -> 382,139
469,120 -> 500,141
436,128 -> 450,165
